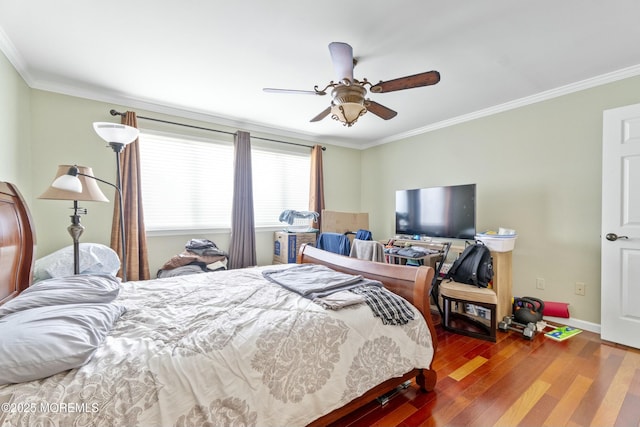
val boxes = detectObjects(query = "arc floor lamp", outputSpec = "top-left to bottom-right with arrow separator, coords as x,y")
39,122 -> 139,281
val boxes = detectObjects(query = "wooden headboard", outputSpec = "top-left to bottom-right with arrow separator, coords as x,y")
0,182 -> 36,305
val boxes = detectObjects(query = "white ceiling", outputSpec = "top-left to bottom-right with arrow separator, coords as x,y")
2,0 -> 640,149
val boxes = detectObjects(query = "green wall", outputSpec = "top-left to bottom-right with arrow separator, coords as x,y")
26,90 -> 362,273
361,75 -> 640,325
0,45 -> 362,273
0,50 -> 31,197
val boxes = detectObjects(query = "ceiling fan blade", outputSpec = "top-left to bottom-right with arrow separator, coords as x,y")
370,70 -> 440,93
328,42 -> 354,83
263,88 -> 321,95
310,107 -> 331,122
366,100 -> 398,120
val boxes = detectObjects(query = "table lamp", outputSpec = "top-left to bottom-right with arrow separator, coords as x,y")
39,165 -> 110,276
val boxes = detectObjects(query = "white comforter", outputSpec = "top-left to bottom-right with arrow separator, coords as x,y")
0,264 -> 434,427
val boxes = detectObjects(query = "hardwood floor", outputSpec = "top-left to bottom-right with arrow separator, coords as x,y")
327,324 -> 640,427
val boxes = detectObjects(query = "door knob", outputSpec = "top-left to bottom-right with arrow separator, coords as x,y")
606,233 -> 629,241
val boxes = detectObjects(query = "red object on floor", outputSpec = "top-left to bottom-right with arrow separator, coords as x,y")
543,301 -> 570,318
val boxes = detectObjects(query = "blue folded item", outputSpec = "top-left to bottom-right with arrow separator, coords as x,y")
316,232 -> 351,256
355,229 -> 372,241
397,248 -> 425,257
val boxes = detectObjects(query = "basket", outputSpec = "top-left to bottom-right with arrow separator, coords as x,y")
283,217 -> 314,232
475,233 -> 517,252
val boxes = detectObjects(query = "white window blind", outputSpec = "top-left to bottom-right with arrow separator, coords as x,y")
139,132 -> 234,231
251,146 -> 310,227
138,131 -> 310,232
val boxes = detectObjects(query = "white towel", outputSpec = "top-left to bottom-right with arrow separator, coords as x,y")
314,290 -> 366,310
349,239 -> 386,262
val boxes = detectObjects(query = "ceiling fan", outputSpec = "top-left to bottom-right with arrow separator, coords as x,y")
264,42 -> 440,127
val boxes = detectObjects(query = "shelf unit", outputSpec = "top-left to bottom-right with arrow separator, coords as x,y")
388,238 -> 513,340
439,249 -> 513,341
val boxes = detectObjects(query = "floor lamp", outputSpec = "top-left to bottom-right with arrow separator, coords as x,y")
92,122 -> 139,282
39,165 -> 110,276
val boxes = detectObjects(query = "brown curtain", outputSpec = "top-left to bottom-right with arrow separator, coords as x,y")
309,144 -> 325,232
228,131 -> 257,269
111,111 -> 150,280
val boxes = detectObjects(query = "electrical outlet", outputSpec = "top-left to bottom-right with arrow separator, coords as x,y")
575,282 -> 586,296
536,278 -> 545,290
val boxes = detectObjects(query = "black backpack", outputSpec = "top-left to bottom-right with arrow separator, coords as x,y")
445,242 -> 494,287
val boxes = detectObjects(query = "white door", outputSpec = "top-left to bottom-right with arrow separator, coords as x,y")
601,103 -> 640,349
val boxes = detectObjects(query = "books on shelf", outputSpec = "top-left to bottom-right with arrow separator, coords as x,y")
545,325 -> 582,341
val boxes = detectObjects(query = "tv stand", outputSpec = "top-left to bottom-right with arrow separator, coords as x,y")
388,238 -> 448,251
385,238 -> 449,269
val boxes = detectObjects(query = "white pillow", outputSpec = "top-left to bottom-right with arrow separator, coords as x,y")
33,243 -> 120,282
0,274 -> 120,318
0,303 -> 126,385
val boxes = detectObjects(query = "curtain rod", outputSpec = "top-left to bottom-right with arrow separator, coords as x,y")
109,109 -> 325,151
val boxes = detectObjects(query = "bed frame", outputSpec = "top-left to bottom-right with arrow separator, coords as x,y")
0,182 -> 35,305
0,181 -> 437,426
298,243 -> 438,427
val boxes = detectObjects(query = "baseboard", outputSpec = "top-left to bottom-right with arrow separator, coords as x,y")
544,316 -> 601,334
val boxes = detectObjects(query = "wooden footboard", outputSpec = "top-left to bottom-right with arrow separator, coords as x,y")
297,244 -> 438,426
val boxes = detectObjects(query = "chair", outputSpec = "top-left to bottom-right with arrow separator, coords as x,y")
349,239 -> 385,262
438,281 -> 498,342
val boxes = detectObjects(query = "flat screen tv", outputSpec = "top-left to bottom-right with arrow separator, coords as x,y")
395,184 -> 476,239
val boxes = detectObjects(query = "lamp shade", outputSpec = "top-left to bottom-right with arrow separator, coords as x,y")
39,165 -> 109,202
331,103 -> 367,127
93,122 -> 139,145
52,173 -> 82,193
329,84 -> 367,127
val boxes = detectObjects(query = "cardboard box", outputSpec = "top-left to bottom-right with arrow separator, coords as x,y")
273,231 -> 317,264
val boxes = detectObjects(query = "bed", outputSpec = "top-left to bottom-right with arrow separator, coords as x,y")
0,181 -> 438,427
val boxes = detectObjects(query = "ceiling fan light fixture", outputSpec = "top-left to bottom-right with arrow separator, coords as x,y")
331,103 -> 367,127
330,85 -> 367,127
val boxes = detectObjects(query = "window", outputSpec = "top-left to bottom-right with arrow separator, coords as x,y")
138,131 -> 310,232
251,146 -> 311,227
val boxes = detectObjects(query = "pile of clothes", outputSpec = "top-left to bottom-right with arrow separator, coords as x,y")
316,229 -> 373,256
156,239 -> 228,278
262,264 -> 414,325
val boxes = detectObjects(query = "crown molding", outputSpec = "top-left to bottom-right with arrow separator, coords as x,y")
0,26 -> 33,84
3,25 -> 640,152
363,64 -> 640,149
